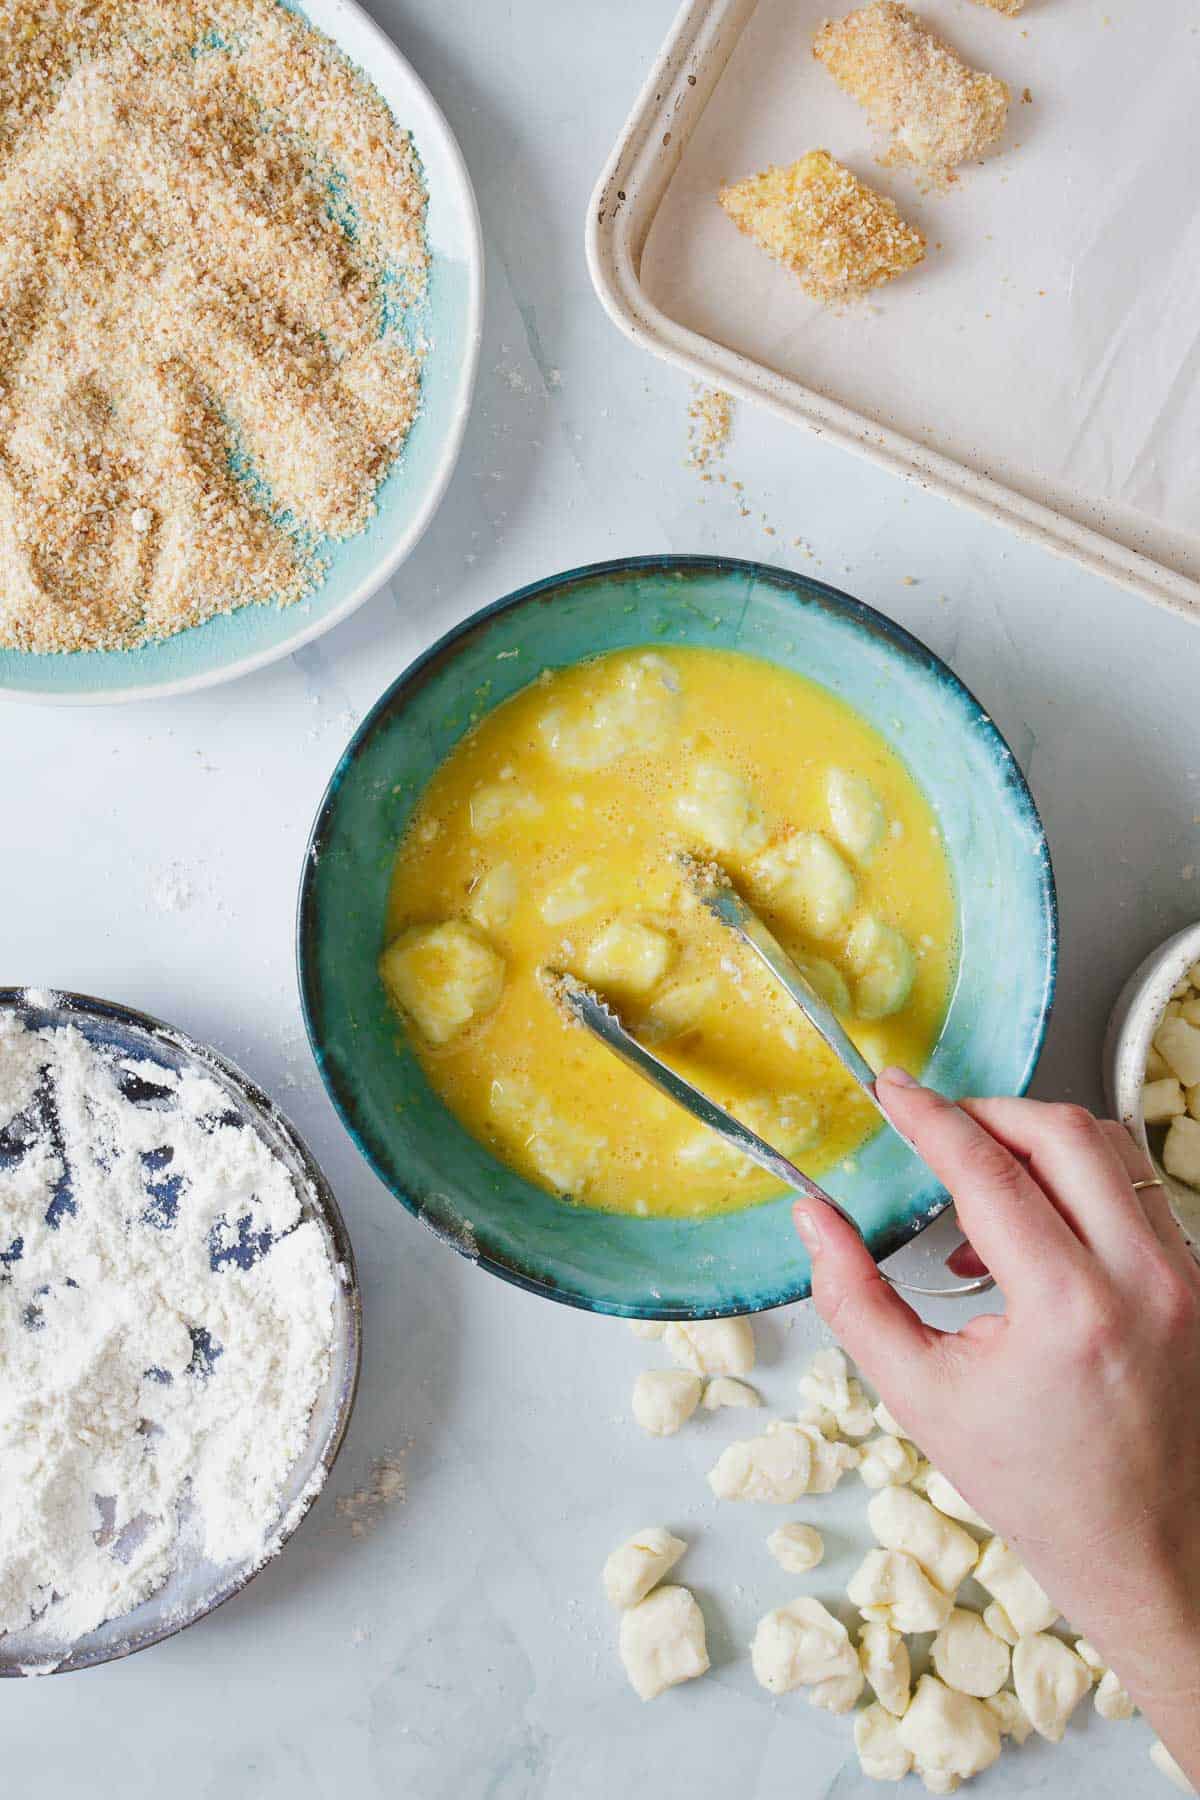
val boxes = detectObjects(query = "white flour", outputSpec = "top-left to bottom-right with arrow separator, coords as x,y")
0,1013 -> 336,1661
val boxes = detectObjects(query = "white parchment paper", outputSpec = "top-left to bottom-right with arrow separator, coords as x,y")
642,0 -> 1200,585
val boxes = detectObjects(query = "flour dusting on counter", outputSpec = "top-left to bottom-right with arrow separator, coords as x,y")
0,1013 -> 335,1661
336,1446 -> 412,1539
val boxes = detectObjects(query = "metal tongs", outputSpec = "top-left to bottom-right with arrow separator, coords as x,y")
546,857 -> 993,1302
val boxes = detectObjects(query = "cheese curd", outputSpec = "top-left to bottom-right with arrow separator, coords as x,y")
1165,1116 -> 1200,1191
675,1093 -> 820,1177
539,865 -> 602,925
632,1370 -> 704,1437
1145,965 -> 1200,1194
855,1702 -> 915,1781
751,830 -> 857,940
767,1522 -> 825,1572
751,1597 -> 862,1708
488,1074 -> 606,1196
663,1317 -> 756,1377
973,1538 -> 1058,1638
708,1422 -> 813,1503
603,1528 -> 687,1609
1011,1632 -> 1092,1742
379,921 -> 505,1046
925,1471 -> 989,1531
1150,1738 -> 1198,1794
859,1433 -> 921,1490
383,646 -> 956,1216
703,1376 -> 763,1410
982,1602 -> 1019,1647
798,1422 -> 864,1493
826,767 -> 886,862
675,760 -> 770,856
930,1608 -> 1010,1699
799,1347 -> 876,1439
1094,1668 -> 1135,1721
847,1548 -> 954,1633
845,914 -> 917,1020
859,1619 -> 912,1716
984,1690 -> 1034,1745
867,1486 -> 980,1595
468,781 -> 543,835
467,861 -> 518,932
798,1345 -> 856,1417
618,1584 -> 709,1700
538,653 -> 682,772
582,917 -> 675,997
897,1675 -> 1003,1786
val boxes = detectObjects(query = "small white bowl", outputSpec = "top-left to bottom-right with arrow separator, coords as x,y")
1103,920 -> 1200,1246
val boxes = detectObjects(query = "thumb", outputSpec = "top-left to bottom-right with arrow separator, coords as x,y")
793,1199 -> 939,1390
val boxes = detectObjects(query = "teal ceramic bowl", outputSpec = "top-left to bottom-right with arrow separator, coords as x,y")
0,0 -> 482,705
298,556 -> 1057,1318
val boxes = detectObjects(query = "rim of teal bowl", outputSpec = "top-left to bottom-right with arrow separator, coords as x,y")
296,554 -> 1059,1315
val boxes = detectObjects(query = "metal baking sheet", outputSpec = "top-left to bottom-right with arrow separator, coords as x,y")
587,0 -> 1200,623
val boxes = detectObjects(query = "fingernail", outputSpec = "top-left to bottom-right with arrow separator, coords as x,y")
793,1204 -> 822,1255
878,1066 -> 918,1088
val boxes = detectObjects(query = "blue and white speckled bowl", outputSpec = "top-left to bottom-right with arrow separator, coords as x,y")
0,987 -> 361,1676
298,556 -> 1058,1318
0,0 -> 482,706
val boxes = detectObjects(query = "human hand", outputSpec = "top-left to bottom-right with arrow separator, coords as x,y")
794,1069 -> 1200,1782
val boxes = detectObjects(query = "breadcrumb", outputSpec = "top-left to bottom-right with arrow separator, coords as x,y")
687,387 -> 733,468
0,0 -> 427,653
813,3 -> 1010,183
719,150 -> 925,302
972,0 -> 1024,13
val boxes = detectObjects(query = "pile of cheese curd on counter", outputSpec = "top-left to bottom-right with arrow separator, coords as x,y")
380,645 -> 958,1219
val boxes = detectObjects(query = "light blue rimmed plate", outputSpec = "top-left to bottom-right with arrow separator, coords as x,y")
0,0 -> 482,706
297,556 -> 1058,1318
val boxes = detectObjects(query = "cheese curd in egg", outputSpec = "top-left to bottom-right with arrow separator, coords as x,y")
381,646 -> 956,1218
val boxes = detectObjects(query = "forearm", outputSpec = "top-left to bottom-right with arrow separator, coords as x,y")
1115,1599 -> 1200,1784
1143,1691 -> 1200,1790
1036,1529 -> 1200,1784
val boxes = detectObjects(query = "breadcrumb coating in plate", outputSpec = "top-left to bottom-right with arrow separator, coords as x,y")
0,0 -> 427,654
718,151 -> 925,302
813,2 -> 1010,181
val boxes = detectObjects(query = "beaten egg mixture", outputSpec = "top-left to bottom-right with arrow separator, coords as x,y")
382,646 -> 957,1217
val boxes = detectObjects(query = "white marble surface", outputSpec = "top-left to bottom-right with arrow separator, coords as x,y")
3,1 -> 1198,1794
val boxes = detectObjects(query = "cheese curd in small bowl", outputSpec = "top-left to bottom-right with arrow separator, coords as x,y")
298,556 -> 1057,1318
1105,920 -> 1200,1250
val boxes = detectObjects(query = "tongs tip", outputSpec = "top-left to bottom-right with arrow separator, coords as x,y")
538,965 -> 617,1031
676,849 -> 733,897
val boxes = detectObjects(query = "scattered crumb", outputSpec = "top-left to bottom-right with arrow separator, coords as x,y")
336,1448 -> 411,1538
687,386 -> 734,469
